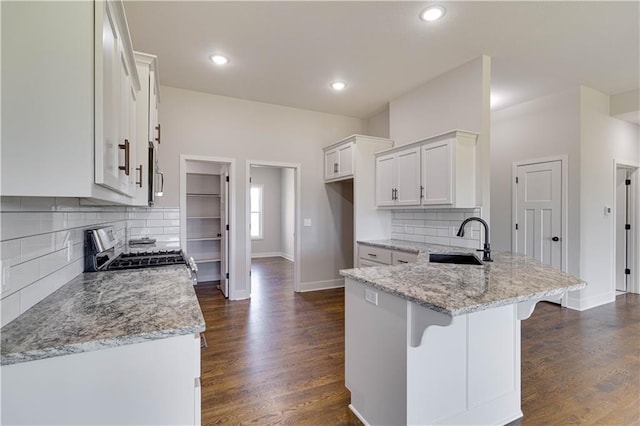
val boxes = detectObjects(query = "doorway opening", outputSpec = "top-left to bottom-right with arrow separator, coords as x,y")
614,162 -> 638,295
180,155 -> 235,298
246,161 -> 301,296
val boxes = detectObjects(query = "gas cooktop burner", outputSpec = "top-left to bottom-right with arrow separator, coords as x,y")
107,250 -> 186,270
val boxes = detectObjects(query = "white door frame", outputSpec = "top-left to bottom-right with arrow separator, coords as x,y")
180,154 -> 237,298
613,159 -> 639,294
246,160 -> 302,293
512,155 -> 569,273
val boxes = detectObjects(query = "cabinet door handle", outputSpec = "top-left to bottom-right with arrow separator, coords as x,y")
420,185 -> 424,199
368,253 -> 377,257
552,236 -> 560,242
397,260 -> 408,264
136,164 -> 143,187
118,139 -> 130,176
155,124 -> 161,144
334,162 -> 338,173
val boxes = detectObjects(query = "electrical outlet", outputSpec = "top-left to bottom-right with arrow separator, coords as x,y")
365,288 -> 378,306
304,218 -> 312,227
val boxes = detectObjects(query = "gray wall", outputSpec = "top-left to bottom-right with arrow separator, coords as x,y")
157,86 -> 364,298
365,105 -> 390,138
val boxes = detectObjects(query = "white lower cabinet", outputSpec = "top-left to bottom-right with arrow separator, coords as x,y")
358,243 -> 418,267
1,333 -> 202,425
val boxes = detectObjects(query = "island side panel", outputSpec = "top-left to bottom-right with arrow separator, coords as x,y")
407,302 -> 523,425
345,278 -> 408,425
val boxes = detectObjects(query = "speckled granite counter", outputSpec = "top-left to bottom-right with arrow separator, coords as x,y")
1,265 -> 205,366
341,239 -> 586,316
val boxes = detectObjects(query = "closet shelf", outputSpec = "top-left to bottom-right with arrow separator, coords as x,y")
187,237 -> 221,242
187,216 -> 221,219
186,193 -> 220,197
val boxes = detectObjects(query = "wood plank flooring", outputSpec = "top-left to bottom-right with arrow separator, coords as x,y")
195,257 -> 640,425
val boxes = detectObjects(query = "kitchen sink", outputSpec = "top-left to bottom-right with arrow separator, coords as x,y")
429,253 -> 484,265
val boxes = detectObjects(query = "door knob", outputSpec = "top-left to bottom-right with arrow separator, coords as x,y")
552,236 -> 560,242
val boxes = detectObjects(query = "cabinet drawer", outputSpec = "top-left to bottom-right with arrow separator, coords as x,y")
358,258 -> 387,268
358,245 -> 392,265
392,251 -> 418,265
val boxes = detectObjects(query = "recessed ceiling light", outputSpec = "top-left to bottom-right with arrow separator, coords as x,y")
331,81 -> 347,91
420,5 -> 446,22
210,54 -> 229,65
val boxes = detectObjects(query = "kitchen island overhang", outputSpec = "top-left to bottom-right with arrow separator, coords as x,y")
341,242 -> 586,426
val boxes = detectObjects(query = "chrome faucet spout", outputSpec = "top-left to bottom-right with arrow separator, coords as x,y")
456,217 -> 493,262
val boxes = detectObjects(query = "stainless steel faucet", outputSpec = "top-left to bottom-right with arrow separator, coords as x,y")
456,217 -> 493,262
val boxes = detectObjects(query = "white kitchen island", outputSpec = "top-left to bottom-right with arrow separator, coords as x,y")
341,241 -> 586,426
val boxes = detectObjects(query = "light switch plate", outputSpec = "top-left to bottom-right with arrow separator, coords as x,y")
303,218 -> 312,227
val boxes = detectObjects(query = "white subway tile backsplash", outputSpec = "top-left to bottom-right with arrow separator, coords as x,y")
1,292 -> 20,326
1,240 -> 21,263
6,259 -> 40,295
0,197 -> 181,327
391,208 -> 483,249
1,213 -> 41,240
20,274 -> 56,313
21,234 -> 56,262
163,211 -> 180,220
39,249 -> 69,277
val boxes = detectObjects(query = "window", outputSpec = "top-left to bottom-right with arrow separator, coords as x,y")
250,184 -> 263,239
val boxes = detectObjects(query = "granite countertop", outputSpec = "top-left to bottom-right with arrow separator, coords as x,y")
1,265 -> 205,366
342,239 -> 586,316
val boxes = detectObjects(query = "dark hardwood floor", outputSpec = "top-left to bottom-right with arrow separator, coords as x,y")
195,258 -> 640,425
195,257 -> 360,425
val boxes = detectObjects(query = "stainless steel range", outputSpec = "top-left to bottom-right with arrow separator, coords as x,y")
84,227 -> 197,283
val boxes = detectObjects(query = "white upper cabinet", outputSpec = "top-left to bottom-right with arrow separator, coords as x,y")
375,146 -> 421,207
1,1 -> 141,204
421,141 -> 451,205
324,139 -> 355,182
421,131 -> 477,208
375,154 -> 396,207
395,147 -> 421,205
375,130 -> 478,209
133,52 -> 161,206
95,0 -> 140,196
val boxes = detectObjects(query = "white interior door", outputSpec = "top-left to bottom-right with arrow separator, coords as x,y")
220,168 -> 230,297
515,160 -> 562,269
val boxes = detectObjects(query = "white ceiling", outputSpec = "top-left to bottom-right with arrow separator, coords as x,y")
124,1 -> 640,119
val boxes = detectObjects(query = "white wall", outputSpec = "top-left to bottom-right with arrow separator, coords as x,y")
250,167 -> 282,256
365,106 -> 390,139
281,168 -> 295,260
389,56 -> 491,217
491,89 -> 581,276
575,86 -> 640,309
157,86 -> 364,298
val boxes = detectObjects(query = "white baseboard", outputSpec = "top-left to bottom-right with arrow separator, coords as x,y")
251,252 -> 294,262
348,404 -> 370,426
251,251 -> 282,259
298,278 -> 344,292
565,290 -> 615,311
